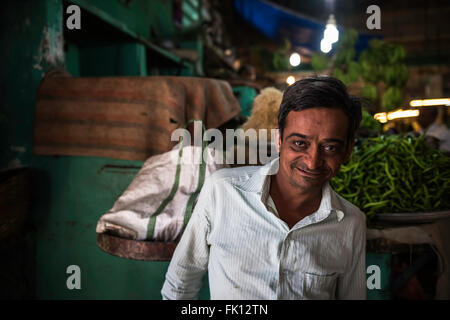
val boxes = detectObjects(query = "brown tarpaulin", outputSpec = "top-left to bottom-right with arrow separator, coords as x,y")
33,76 -> 241,161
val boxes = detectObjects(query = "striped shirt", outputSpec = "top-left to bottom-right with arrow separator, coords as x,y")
161,157 -> 366,300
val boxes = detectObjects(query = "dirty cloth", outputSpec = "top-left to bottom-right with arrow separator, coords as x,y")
96,145 -> 226,241
367,219 -> 450,299
34,76 -> 241,161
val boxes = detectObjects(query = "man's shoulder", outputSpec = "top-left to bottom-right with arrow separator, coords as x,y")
331,188 -> 366,225
209,165 -> 261,186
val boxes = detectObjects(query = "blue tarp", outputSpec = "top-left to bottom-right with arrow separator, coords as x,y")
233,0 -> 381,54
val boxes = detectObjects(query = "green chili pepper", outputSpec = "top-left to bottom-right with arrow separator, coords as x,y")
330,134 -> 450,224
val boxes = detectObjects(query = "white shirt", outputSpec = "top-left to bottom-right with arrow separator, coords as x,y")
161,158 -> 366,300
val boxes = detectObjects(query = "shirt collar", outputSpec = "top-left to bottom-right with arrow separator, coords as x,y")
238,157 -> 278,193
238,157 -> 345,222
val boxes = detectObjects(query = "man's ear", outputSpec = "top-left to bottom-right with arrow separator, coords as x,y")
344,140 -> 355,163
275,128 -> 281,153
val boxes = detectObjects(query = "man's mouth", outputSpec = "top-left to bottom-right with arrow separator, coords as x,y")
295,167 -> 322,179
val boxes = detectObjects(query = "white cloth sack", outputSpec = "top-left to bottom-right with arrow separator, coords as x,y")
96,145 -> 226,241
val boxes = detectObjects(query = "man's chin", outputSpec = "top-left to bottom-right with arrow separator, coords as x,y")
289,174 -> 324,191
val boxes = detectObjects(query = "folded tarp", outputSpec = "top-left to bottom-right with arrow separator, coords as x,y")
34,75 -> 241,161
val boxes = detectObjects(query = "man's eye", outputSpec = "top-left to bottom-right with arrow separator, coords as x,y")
294,141 -> 306,147
324,145 -> 337,152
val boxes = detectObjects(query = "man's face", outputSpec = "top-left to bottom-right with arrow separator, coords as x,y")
277,107 -> 353,192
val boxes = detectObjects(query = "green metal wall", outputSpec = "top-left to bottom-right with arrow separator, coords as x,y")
31,155 -> 210,299
1,0 -> 207,299
1,0 -> 64,169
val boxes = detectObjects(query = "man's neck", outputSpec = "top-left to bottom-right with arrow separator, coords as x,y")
269,174 -> 323,228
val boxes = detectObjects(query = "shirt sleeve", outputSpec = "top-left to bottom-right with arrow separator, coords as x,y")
161,178 -> 213,300
337,214 -> 367,300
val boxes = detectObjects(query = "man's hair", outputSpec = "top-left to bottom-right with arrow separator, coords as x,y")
278,76 -> 362,145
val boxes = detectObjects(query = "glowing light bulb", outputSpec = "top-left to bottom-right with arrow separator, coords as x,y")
324,24 -> 339,44
289,53 -> 301,67
324,14 -> 339,44
320,39 -> 332,53
410,98 -> 450,107
286,76 -> 296,85
387,109 -> 420,120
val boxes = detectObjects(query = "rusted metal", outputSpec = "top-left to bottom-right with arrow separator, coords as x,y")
96,233 -> 177,261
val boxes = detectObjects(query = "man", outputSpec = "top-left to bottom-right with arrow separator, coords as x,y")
161,77 -> 366,300
417,107 -> 450,154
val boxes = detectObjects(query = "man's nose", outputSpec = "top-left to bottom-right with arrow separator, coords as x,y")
304,147 -> 324,170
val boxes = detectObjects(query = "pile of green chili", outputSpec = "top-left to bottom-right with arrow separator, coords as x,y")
331,134 -> 450,220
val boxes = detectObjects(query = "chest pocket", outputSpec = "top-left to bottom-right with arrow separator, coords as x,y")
294,272 -> 339,300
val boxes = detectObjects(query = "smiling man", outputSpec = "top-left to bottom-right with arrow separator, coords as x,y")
162,76 -> 366,300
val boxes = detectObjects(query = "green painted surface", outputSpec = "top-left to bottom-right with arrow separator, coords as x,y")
1,0 -> 207,299
63,0 -> 199,77
182,0 -> 201,29
30,155 -> 210,299
179,37 -> 204,76
0,0 -> 63,169
67,0 -> 189,67
77,42 -> 147,77
366,251 -> 392,300
68,0 -> 173,41
65,43 -> 81,76
232,86 -> 258,118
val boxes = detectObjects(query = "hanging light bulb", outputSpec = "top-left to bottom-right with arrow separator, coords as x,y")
324,14 -> 339,44
320,39 -> 332,53
320,14 -> 339,53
